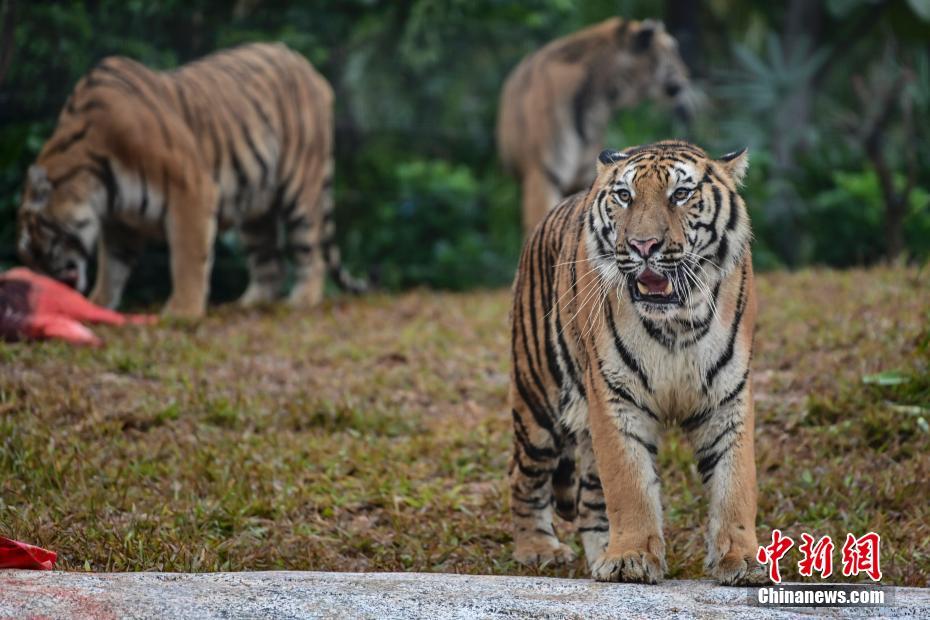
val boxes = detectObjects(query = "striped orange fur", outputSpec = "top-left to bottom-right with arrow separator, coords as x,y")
17,43 -> 362,318
497,19 -> 693,234
508,140 -> 767,586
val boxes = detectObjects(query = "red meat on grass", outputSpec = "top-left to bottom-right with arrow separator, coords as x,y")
0,268 -> 155,346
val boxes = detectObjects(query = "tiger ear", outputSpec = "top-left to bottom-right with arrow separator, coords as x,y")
26,165 -> 52,208
596,148 -> 628,175
718,148 -> 749,185
633,19 -> 662,53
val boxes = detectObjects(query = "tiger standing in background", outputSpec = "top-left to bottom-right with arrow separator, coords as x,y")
508,140 -> 767,586
17,42 -> 363,318
497,19 -> 694,234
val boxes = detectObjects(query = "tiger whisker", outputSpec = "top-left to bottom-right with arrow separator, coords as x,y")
580,280 -> 609,343
599,271 -> 625,340
682,262 -> 719,322
683,258 -> 714,282
682,276 -> 692,328
680,266 -> 705,323
554,273 -> 605,333
561,271 -> 614,338
671,267 -> 694,329
683,256 -> 721,311
552,253 -> 613,268
681,263 -> 707,309
545,262 -> 605,319
683,251 -> 722,272
606,273 -> 624,333
581,266 -> 619,343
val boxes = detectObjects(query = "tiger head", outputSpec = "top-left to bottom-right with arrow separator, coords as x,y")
587,141 -> 750,318
611,19 -> 694,119
17,163 -> 100,292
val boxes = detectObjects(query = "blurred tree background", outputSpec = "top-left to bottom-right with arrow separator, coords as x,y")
1,0 -> 928,302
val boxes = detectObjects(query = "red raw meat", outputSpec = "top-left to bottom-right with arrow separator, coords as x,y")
0,536 -> 57,570
0,268 -> 156,346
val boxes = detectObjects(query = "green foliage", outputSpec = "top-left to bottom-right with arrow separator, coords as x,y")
2,1 -> 930,299
801,169 -> 930,266
0,121 -> 48,268
2,269 -> 928,584
341,157 -> 518,290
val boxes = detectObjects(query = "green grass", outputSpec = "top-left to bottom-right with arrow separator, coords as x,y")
1,266 -> 928,586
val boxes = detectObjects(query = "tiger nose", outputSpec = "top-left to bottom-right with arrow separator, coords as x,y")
629,237 -> 661,258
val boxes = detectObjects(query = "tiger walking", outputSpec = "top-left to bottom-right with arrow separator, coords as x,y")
508,140 -> 767,586
497,19 -> 694,234
17,42 -> 362,318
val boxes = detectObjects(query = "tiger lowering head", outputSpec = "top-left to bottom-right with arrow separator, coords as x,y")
508,140 -> 767,586
17,42 -> 363,318
497,18 -> 695,234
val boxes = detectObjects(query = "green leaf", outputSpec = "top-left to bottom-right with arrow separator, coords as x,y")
862,371 -> 909,386
887,402 -> 930,416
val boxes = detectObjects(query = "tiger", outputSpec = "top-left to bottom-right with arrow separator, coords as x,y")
497,18 -> 694,234
16,42 -> 363,318
507,140 -> 767,586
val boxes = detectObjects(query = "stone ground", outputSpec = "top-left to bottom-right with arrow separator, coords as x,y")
1,571 -> 928,619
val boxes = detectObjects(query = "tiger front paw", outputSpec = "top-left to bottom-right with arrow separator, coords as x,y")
590,549 -> 665,584
711,552 -> 770,586
163,296 -> 206,319
513,536 -> 576,567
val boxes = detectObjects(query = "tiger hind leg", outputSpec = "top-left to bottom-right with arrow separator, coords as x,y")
285,183 -> 327,308
509,404 -> 576,567
575,431 -> 609,568
238,209 -> 285,307
551,436 -> 578,522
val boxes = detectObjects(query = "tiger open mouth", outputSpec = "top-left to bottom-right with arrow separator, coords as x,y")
629,267 -> 682,305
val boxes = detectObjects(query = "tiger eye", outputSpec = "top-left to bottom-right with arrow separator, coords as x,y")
673,188 -> 691,202
617,189 -> 632,203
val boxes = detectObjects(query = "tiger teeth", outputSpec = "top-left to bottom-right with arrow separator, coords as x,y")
636,280 -> 674,296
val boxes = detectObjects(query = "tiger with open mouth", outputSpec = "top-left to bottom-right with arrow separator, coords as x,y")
507,140 -> 767,585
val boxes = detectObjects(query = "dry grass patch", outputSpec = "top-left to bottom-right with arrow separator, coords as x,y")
1,267 -> 928,585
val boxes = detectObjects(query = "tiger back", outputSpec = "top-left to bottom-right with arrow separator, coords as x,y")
497,18 -> 693,233
17,42 -> 362,318
507,140 -> 768,586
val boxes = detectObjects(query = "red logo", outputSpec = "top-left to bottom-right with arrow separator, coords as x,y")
798,533 -> 834,579
841,532 -> 882,581
757,531 -> 882,584
756,529 -> 794,584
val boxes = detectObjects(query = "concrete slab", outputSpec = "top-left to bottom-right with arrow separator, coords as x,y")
0,570 -> 927,619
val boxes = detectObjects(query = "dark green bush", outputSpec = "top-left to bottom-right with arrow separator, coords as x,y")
339,157 -> 519,291
2,0 -> 929,303
802,170 -> 930,266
